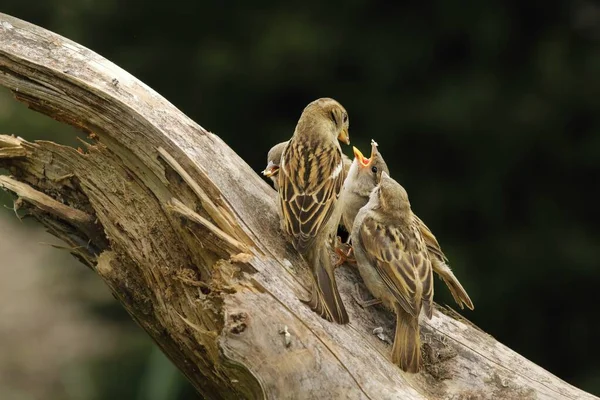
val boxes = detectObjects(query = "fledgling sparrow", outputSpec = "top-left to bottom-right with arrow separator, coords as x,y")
262,140 -> 352,191
340,140 -> 389,233
341,141 -> 473,310
262,141 -> 288,190
351,171 -> 434,372
413,215 -> 473,310
278,98 -> 351,324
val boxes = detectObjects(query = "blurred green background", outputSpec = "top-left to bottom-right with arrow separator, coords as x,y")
1,1 -> 599,399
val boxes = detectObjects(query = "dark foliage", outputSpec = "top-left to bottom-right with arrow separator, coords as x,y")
2,1 -> 599,397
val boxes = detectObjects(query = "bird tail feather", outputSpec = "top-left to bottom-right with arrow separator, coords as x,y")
303,244 -> 349,324
392,304 -> 422,373
434,261 -> 474,310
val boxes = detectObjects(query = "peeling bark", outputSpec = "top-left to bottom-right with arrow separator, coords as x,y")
0,13 -> 596,400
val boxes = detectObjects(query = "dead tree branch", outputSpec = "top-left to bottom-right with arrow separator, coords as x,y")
0,13 -> 596,400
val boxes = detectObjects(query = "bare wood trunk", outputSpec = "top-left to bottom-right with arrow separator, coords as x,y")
0,13 -> 595,400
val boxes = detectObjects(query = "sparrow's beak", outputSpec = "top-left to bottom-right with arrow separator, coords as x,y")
370,139 -> 379,159
261,161 -> 279,178
338,128 -> 350,145
353,146 -> 371,167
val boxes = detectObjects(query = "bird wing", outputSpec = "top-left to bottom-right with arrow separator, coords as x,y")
358,215 -> 433,317
414,214 -> 448,263
414,214 -> 471,311
278,138 -> 345,253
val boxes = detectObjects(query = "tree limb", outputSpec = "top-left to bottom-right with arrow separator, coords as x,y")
0,13 -> 596,400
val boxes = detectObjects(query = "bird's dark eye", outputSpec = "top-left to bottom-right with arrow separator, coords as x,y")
342,113 -> 348,123
371,166 -> 378,174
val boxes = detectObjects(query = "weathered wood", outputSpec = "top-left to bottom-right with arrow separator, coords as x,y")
0,13 -> 596,400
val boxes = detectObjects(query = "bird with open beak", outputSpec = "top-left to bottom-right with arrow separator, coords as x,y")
340,140 -> 474,311
262,141 -> 288,190
351,171 -> 434,372
341,139 -> 389,233
277,97 -> 351,324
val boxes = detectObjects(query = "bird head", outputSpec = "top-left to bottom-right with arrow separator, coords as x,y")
302,98 -> 350,145
376,171 -> 411,214
262,141 -> 287,178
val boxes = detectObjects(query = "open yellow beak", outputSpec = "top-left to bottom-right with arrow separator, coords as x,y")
338,128 -> 350,145
352,146 -> 371,167
261,161 -> 279,178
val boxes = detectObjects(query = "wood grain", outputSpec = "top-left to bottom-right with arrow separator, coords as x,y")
0,13 -> 596,400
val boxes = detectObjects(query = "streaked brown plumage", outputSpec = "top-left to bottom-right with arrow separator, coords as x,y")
277,98 -> 351,324
262,140 -> 352,191
351,171 -> 433,372
341,141 -> 474,310
413,215 -> 473,310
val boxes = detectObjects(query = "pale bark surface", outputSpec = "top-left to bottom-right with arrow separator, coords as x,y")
0,13 -> 596,400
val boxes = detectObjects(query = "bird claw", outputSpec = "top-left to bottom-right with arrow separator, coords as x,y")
353,283 -> 381,308
333,238 -> 356,268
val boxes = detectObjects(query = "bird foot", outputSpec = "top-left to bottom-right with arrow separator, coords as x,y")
333,238 -> 356,268
353,283 -> 381,308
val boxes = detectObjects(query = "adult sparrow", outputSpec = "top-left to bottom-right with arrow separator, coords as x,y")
278,98 -> 351,324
